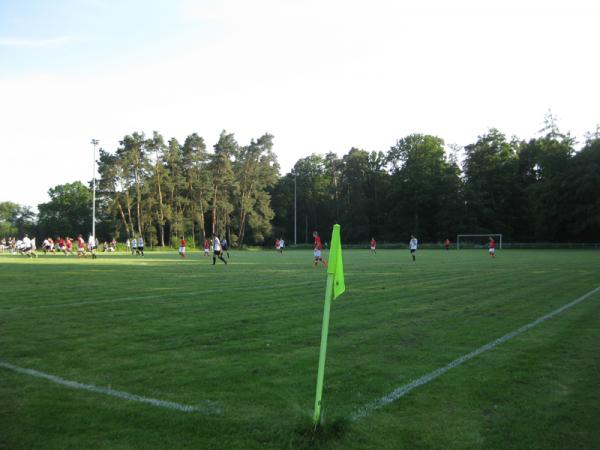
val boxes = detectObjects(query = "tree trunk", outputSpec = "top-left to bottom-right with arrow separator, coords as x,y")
156,167 -> 165,247
211,186 -> 218,235
116,200 -> 132,237
135,169 -> 142,236
237,181 -> 254,246
239,212 -> 247,246
198,194 -> 206,241
237,189 -> 246,246
125,191 -> 134,236
170,186 -> 175,244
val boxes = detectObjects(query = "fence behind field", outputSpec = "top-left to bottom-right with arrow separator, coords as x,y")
267,242 -> 600,250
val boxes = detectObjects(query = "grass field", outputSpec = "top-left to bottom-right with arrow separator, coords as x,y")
1,248 -> 599,449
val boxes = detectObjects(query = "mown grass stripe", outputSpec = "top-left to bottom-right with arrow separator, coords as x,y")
3,280 -> 322,311
350,285 -> 600,421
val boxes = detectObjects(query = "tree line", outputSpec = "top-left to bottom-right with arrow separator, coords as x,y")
88,130 -> 278,247
2,118 -> 599,246
273,122 -> 600,244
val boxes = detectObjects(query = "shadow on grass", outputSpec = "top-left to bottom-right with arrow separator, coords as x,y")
290,416 -> 350,449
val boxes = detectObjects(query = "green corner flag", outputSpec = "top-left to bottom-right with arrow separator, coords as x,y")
328,224 -> 345,299
313,224 -> 345,425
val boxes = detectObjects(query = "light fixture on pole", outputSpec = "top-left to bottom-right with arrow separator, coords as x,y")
91,139 -> 99,241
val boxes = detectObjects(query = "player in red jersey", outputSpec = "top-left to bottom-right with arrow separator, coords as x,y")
444,238 -> 451,250
203,238 -> 210,257
65,237 -> 75,256
76,234 -> 86,257
313,231 -> 326,267
370,237 -> 377,254
57,236 -> 66,254
179,236 -> 186,258
488,237 -> 496,258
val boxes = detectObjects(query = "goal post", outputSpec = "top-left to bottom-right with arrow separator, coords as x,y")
456,234 -> 502,250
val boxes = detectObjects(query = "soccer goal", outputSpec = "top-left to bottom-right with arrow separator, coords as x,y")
456,234 -> 502,250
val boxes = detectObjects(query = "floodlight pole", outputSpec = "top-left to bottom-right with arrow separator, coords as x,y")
91,139 -> 99,241
294,172 -> 297,245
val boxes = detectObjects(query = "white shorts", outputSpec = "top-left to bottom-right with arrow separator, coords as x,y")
489,248 -> 495,254
370,246 -> 376,251
314,249 -> 321,258
179,247 -> 186,253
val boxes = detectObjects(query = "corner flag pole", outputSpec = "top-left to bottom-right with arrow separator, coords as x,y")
313,273 -> 334,425
313,224 -> 345,426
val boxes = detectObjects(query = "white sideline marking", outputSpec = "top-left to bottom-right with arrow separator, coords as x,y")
0,361 -> 222,415
350,285 -> 600,421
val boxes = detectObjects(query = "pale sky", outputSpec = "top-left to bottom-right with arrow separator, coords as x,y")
1,0 -> 599,208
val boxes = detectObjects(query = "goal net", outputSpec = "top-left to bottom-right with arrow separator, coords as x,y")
456,234 -> 502,250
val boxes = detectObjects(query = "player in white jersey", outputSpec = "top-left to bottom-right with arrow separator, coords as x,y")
88,234 -> 97,259
22,235 -> 37,257
15,239 -> 26,255
409,235 -> 418,262
178,236 -> 186,258
212,235 -> 227,265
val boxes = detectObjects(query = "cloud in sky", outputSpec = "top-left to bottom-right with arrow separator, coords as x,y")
0,0 -> 599,208
0,36 -> 80,47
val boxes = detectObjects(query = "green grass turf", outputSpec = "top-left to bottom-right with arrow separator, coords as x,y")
0,249 -> 599,449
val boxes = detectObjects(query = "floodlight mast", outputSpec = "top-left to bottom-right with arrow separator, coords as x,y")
91,139 -> 99,241
294,171 -> 297,245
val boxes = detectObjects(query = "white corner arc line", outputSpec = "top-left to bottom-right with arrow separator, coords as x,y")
350,285 -> 600,421
0,361 -> 222,415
